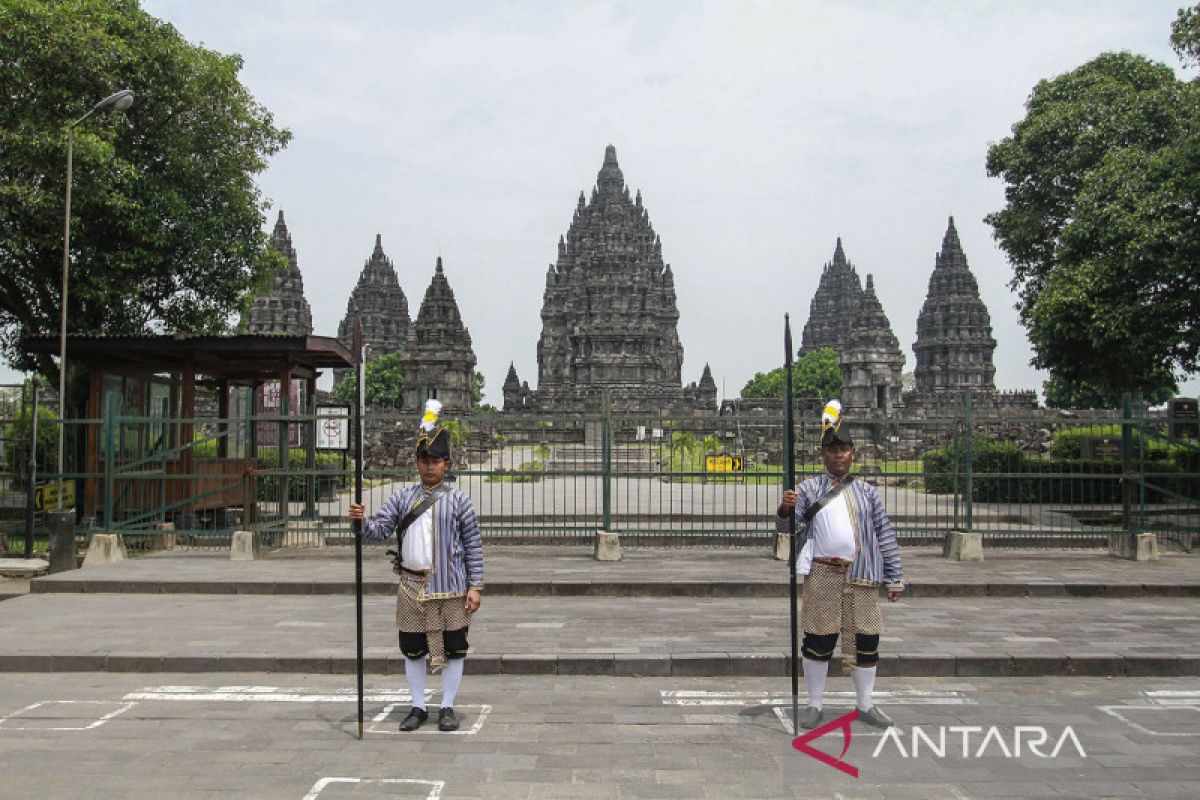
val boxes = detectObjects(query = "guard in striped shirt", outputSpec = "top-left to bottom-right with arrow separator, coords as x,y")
350,400 -> 485,732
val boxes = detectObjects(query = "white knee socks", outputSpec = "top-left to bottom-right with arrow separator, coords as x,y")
802,657 -> 829,709
441,658 -> 465,708
853,665 -> 877,711
404,656 -> 427,710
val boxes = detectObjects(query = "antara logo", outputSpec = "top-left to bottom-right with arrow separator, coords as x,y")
792,711 -> 1087,778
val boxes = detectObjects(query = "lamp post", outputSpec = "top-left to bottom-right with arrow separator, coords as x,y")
56,89 -> 134,511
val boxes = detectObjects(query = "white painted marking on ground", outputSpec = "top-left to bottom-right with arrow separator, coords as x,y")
0,700 -> 137,731
368,704 -> 492,736
303,776 -> 444,800
1097,705 -> 1200,737
661,689 -> 975,706
515,622 -> 566,628
1145,690 -> 1200,706
1003,636 -> 1059,643
275,621 -> 326,627
124,685 -> 428,704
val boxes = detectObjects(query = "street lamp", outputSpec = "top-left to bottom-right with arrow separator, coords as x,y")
56,89 -> 134,511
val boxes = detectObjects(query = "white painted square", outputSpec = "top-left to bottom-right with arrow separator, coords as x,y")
303,777 -> 444,800
368,704 -> 492,736
772,705 -> 902,738
1098,705 -> 1200,736
0,700 -> 137,731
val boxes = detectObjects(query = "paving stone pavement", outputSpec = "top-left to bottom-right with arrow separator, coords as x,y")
0,672 -> 1196,799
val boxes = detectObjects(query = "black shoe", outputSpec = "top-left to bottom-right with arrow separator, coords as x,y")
438,706 -> 460,731
399,706 -> 428,732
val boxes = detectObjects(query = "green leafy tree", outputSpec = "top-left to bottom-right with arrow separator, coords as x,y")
985,12 -> 1200,396
333,353 -> 405,407
0,0 -> 291,376
740,346 -> 843,400
471,371 -> 485,406
1042,371 -> 1177,409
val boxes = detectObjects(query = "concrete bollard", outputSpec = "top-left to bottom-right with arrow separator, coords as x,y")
594,530 -> 621,561
1109,532 -> 1159,561
82,533 -> 127,568
945,530 -> 983,561
46,509 -> 77,574
151,522 -> 176,551
774,532 -> 790,561
230,530 -> 261,561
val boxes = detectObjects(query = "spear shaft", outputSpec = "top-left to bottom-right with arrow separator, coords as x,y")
783,314 -> 799,736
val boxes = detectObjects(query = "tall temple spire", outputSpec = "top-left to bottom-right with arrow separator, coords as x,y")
912,217 -> 997,395
528,145 -> 714,415
398,258 -> 477,412
335,234 -> 410,384
840,274 -> 905,413
799,238 -> 864,358
243,209 -> 313,336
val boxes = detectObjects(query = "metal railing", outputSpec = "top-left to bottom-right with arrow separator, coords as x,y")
2,392 -> 1198,554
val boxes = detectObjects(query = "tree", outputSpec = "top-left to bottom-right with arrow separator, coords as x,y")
472,371 -> 485,407
740,346 -> 843,400
1042,371 -> 1177,410
332,353 -> 405,407
0,0 -> 291,376
985,12 -> 1200,396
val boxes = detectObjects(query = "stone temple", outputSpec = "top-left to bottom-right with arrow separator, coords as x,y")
334,234 -> 410,385
397,257 -> 477,413
243,211 -> 313,336
799,238 -> 863,357
505,145 -> 716,416
840,274 -> 905,414
911,217 -> 997,396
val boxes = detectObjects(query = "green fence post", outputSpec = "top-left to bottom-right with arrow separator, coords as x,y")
103,392 -> 116,531
964,392 -> 973,533
1137,391 -> 1147,533
602,390 -> 612,532
1122,393 -> 1133,535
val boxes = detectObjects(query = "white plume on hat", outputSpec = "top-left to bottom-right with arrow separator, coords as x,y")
420,399 -> 443,433
821,399 -> 842,428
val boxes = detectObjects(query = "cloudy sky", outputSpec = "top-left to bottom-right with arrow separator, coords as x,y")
8,1 -> 1195,404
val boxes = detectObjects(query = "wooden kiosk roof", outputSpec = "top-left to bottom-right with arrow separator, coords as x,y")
21,333 -> 355,382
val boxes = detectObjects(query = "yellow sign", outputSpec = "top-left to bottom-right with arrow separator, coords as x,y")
705,455 -> 744,472
33,481 -> 75,513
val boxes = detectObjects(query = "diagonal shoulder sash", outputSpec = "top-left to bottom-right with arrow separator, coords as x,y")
397,485 -> 447,537
802,476 -> 853,524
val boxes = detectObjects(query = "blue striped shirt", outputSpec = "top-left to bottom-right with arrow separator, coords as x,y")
362,484 -> 485,599
776,474 -> 905,591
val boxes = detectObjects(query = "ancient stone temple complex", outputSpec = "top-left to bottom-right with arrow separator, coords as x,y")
504,145 -> 716,416
334,235 -> 410,385
397,258 -> 477,413
243,211 -> 313,336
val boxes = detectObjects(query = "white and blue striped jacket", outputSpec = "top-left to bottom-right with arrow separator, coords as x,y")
362,485 -> 485,599
776,474 -> 905,592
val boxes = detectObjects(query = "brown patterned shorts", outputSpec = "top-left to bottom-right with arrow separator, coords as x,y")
395,571 -> 473,670
800,561 -> 884,636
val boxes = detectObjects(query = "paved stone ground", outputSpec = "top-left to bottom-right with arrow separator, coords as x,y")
29,546 -> 1200,595
0,672 -> 1196,799
1,590 -> 1198,676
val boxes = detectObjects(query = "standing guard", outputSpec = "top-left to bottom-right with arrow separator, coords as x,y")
777,400 -> 905,730
350,399 -> 485,732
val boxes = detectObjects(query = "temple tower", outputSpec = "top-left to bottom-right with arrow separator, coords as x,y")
912,217 -> 997,395
799,238 -> 864,359
530,145 -> 714,415
398,257 -> 477,412
840,275 -> 905,413
244,211 -> 313,336
335,234 -> 410,384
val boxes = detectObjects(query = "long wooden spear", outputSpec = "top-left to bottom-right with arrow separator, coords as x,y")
353,317 -> 365,740
784,314 -> 799,736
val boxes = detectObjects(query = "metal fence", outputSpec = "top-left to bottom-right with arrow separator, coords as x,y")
2,391 -> 1198,554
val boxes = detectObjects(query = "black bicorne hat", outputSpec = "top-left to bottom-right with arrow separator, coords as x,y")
414,399 -> 452,461
819,399 -> 853,448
